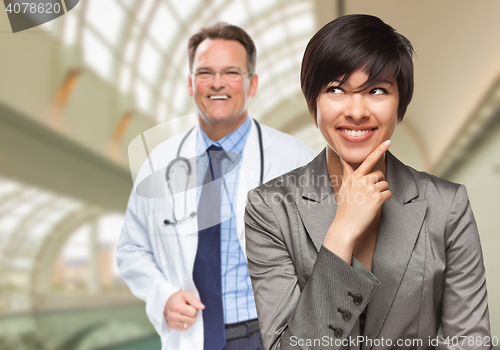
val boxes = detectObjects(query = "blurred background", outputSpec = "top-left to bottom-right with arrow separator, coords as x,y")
0,0 -> 499,349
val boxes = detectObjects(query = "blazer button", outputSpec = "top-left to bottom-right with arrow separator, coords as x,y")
342,311 -> 352,321
348,292 -> 363,305
328,325 -> 343,338
337,308 -> 352,321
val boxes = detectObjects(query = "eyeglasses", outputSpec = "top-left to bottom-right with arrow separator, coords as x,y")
191,69 -> 252,82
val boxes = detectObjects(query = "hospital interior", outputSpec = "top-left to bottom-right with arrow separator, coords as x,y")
0,0 -> 499,349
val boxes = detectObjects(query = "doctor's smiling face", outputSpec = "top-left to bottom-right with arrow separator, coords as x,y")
316,69 -> 399,165
188,38 -> 258,138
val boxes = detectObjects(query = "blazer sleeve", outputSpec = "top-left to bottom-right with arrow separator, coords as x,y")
245,189 -> 380,350
116,189 -> 179,338
436,184 -> 491,349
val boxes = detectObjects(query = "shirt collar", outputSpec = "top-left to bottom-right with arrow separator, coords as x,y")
198,117 -> 252,161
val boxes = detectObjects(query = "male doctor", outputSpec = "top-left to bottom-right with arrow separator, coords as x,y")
117,22 -> 315,350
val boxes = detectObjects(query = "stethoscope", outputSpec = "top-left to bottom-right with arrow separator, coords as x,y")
163,119 -> 264,225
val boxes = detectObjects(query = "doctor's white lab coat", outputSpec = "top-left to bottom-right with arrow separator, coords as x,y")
116,120 -> 315,350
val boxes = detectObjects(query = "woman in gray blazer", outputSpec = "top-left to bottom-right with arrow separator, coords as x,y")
244,15 -> 492,350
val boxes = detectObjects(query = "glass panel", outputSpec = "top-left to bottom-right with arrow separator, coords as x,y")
210,0 -> 226,8
274,59 -> 295,77
119,66 -> 132,93
86,0 -> 125,46
12,201 -> 42,217
62,224 -> 89,262
171,45 -> 187,70
149,2 -> 178,51
39,16 -> 57,34
136,0 -> 155,25
51,213 -> 127,291
217,0 -> 247,26
248,0 -> 276,15
135,79 -> 152,113
279,78 -> 299,100
30,222 -> 53,241
138,40 -> 162,85
172,62 -> 189,114
0,216 -> 22,237
172,88 -> 186,116
28,201 -> 80,242
97,213 -> 125,288
293,40 -> 309,55
170,0 -> 199,21
292,123 -> 323,153
124,38 -> 137,64
120,0 -> 138,8
54,224 -> 90,291
130,23 -> 142,38
259,23 -> 287,50
160,81 -> 174,119
0,191 -> 52,231
82,29 -> 113,81
287,14 -> 315,37
63,11 -> 78,45
283,1 -> 313,18
0,178 -> 20,197
257,76 -> 298,117
257,71 -> 271,89
186,18 -> 204,38
11,257 -> 31,271
157,103 -> 167,122
161,80 -> 171,99
248,17 -> 269,36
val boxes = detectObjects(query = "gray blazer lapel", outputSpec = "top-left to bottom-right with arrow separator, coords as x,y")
364,151 -> 428,341
292,149 -> 336,252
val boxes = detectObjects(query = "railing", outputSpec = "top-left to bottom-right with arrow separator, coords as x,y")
0,303 -> 156,350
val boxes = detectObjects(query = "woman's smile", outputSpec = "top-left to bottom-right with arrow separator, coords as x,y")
337,127 -> 377,142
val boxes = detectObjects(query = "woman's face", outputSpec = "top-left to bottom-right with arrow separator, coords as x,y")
316,69 -> 399,165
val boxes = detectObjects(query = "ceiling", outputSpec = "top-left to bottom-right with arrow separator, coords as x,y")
23,0 -> 499,170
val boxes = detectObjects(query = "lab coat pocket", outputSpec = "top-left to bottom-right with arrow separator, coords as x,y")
146,214 -> 174,269
147,213 -> 197,272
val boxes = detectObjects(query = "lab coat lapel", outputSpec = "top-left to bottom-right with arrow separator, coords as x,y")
363,151 -> 427,342
237,119 -> 268,258
168,127 -> 199,293
294,149 -> 336,252
172,127 -> 198,237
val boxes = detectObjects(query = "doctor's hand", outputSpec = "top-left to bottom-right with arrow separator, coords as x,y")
164,290 -> 205,331
323,140 -> 392,262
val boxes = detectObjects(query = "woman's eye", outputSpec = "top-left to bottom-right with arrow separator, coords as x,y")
326,86 -> 344,94
370,88 -> 388,95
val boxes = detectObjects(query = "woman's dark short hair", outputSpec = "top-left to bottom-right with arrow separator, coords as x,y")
301,14 -> 415,121
188,22 -> 256,74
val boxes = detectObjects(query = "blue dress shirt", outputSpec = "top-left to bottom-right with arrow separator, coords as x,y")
196,116 -> 257,324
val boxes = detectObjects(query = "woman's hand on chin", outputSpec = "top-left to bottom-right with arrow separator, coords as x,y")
323,140 -> 392,263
